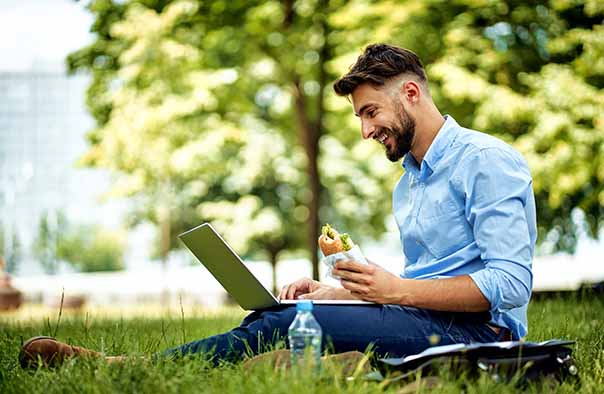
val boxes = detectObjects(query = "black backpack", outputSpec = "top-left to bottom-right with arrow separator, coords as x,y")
372,339 -> 579,387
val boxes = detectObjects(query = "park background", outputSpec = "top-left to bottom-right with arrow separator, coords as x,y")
1,1 -> 603,393
1,0 -> 603,309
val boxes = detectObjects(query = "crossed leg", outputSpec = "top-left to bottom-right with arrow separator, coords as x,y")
161,304 -> 499,364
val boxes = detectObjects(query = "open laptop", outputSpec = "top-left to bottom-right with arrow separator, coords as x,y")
179,222 -> 372,310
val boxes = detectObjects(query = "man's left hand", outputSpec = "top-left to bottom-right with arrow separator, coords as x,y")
332,260 -> 402,304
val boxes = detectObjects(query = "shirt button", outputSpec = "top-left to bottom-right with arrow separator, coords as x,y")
415,239 -> 420,245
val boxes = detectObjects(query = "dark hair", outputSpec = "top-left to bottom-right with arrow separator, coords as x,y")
333,44 -> 427,96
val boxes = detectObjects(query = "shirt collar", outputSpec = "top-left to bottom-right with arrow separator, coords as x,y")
402,115 -> 459,178
402,150 -> 419,175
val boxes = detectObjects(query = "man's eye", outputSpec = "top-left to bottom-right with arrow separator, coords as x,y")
367,110 -> 376,118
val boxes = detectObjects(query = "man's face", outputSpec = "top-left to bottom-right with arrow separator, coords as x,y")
351,83 -> 415,162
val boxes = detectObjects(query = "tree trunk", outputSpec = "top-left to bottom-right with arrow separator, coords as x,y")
284,0 -> 329,281
269,249 -> 279,296
292,82 -> 321,281
313,1 -> 329,278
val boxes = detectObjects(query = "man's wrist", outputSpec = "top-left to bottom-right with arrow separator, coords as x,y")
396,278 -> 414,306
333,287 -> 356,300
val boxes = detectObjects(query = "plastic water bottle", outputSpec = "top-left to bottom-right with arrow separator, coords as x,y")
288,300 -> 322,367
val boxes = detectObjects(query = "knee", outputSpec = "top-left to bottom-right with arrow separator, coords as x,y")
256,307 -> 297,340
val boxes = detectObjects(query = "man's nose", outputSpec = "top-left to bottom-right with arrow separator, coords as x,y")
361,121 -> 375,140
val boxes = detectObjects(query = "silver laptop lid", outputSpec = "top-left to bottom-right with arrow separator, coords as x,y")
178,223 -> 279,310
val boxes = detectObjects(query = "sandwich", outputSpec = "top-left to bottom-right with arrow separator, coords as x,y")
318,223 -> 355,256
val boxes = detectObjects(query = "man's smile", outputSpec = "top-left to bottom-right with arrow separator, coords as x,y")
376,132 -> 387,144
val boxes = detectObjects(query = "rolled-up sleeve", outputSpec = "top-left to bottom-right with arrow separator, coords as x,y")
459,147 -> 535,312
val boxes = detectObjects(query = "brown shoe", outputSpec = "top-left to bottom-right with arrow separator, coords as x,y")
19,336 -> 101,368
242,349 -> 292,371
323,351 -> 372,377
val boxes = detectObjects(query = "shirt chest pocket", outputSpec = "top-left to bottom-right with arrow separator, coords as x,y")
418,198 -> 472,259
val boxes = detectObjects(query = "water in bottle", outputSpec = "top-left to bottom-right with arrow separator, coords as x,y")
288,300 -> 322,368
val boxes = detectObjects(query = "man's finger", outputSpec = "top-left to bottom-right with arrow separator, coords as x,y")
284,285 -> 292,300
332,269 -> 368,284
335,260 -> 367,273
286,284 -> 299,300
280,285 -> 289,300
340,279 -> 366,294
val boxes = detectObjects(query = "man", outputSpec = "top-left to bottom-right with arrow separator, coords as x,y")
20,43 -> 536,367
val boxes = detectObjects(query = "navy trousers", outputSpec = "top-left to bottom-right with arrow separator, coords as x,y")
162,304 -> 502,363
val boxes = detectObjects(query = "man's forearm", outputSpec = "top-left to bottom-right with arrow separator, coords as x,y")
397,275 -> 490,312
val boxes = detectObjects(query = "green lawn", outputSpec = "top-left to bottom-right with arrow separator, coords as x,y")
0,293 -> 602,393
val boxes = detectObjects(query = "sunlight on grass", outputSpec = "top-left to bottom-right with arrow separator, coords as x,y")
0,303 -> 247,323
1,295 -> 602,393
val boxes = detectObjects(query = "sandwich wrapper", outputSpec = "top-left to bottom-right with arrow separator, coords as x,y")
321,245 -> 369,279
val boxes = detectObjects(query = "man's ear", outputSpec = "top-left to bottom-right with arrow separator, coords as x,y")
398,80 -> 421,104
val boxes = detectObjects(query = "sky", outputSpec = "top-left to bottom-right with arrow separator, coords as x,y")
0,0 -> 94,71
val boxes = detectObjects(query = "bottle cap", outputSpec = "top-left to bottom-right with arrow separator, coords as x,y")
296,300 -> 313,312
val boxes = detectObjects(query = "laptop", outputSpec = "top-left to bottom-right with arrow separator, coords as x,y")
179,222 -> 372,310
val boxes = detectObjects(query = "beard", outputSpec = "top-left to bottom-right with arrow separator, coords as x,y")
377,103 -> 415,162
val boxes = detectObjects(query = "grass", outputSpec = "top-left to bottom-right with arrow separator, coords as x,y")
0,293 -> 602,394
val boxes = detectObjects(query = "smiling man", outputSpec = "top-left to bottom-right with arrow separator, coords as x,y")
20,44 -> 536,368
283,44 -> 536,341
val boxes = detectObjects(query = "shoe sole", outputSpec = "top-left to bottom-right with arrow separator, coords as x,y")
19,336 -> 57,369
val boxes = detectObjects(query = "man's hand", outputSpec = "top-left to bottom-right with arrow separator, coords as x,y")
299,286 -> 362,300
278,278 -> 322,300
332,259 -> 402,304
278,277 -> 360,300
333,260 -> 491,311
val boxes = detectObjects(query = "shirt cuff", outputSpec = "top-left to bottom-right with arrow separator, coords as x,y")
469,259 -> 532,311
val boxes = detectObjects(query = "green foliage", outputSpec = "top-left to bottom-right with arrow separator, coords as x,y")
0,295 -> 603,393
56,225 -> 126,273
33,211 -> 125,273
69,1 -> 313,266
68,0 -> 604,262
67,0 -> 399,280
423,0 -> 604,252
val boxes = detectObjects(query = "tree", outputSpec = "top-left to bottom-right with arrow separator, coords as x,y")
56,225 -> 125,272
240,0 -> 409,279
68,0 -> 602,287
68,0 -> 399,290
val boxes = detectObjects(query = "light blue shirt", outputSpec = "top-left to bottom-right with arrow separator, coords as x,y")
393,115 -> 536,339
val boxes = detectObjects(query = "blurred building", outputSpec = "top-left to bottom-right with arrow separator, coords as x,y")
0,70 -> 124,275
